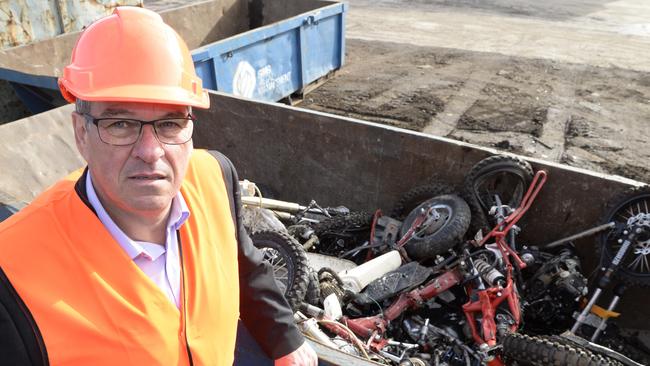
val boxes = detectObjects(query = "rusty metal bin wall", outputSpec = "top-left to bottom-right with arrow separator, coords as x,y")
0,0 -> 143,50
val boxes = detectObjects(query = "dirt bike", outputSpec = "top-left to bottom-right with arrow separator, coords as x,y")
568,185 -> 650,365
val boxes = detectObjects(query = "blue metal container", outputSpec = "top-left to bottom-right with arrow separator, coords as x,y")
192,1 -> 347,102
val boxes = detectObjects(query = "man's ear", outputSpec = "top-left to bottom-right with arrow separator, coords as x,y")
71,112 -> 90,162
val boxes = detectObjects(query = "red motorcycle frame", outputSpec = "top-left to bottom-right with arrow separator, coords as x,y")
462,170 -> 546,348
322,170 -> 548,364
338,269 -> 463,351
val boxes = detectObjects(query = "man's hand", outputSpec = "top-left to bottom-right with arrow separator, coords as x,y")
274,341 -> 318,366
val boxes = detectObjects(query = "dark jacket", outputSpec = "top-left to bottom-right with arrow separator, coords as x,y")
0,150 -> 303,365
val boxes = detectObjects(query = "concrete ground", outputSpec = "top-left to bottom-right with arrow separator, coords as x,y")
346,0 -> 650,72
300,0 -> 650,183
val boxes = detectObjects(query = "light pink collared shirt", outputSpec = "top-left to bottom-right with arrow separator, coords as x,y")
86,172 -> 190,309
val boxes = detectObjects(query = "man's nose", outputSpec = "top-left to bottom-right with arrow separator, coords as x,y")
132,125 -> 164,162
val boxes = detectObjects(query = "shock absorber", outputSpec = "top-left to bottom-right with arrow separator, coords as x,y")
474,259 -> 505,287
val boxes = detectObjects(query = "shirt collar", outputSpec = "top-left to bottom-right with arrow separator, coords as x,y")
170,188 -> 190,231
85,171 -> 190,260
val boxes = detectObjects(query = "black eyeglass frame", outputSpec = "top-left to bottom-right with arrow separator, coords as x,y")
82,113 -> 196,146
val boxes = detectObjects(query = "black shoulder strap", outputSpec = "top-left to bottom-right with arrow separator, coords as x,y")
206,150 -> 238,227
0,267 -> 49,366
206,150 -> 306,358
73,168 -> 98,216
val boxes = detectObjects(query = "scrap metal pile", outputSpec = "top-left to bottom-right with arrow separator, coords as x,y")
241,154 -> 650,366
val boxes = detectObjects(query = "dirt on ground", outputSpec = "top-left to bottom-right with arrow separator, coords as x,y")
300,38 -> 650,183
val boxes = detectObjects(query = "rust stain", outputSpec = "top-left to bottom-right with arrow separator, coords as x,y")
2,9 -> 32,49
18,2 -> 34,44
1,5 -> 18,48
1,0 -> 143,48
43,9 -> 57,34
60,0 -> 143,33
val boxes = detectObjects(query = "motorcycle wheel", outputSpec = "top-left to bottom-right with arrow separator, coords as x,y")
399,194 -> 470,260
596,185 -> 650,287
390,183 -> 454,220
250,230 -> 311,311
463,155 -> 533,235
503,333 -> 623,366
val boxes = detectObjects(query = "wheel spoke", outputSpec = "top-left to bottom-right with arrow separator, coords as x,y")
268,255 -> 279,266
628,254 -> 643,271
273,263 -> 287,273
263,253 -> 276,262
637,254 -> 645,273
261,248 -> 290,280
272,260 -> 287,272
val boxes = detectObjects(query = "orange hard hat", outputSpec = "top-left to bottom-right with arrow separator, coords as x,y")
58,7 -> 209,109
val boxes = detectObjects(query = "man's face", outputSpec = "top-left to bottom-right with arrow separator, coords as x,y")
72,101 -> 193,219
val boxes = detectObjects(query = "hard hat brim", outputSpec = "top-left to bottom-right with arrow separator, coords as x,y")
59,81 -> 210,109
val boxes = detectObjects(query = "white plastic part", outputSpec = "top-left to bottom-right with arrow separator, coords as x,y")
305,252 -> 357,274
241,196 -> 303,212
241,206 -> 286,233
338,250 -> 402,293
323,293 -> 343,321
297,318 -> 338,349
239,179 -> 257,197
331,337 -> 360,356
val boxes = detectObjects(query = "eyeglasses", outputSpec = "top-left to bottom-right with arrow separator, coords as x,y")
82,113 -> 195,146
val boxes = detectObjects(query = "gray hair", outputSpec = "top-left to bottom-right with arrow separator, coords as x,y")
75,98 -> 192,116
75,98 -> 93,115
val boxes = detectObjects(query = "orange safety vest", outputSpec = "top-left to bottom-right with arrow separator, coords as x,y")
0,150 -> 239,365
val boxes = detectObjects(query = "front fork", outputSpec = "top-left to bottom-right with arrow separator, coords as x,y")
571,226 -> 640,335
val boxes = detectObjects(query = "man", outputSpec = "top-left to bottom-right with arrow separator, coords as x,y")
0,6 -> 317,366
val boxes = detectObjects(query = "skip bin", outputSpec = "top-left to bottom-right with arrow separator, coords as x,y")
0,91 -> 647,334
192,0 -> 347,102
